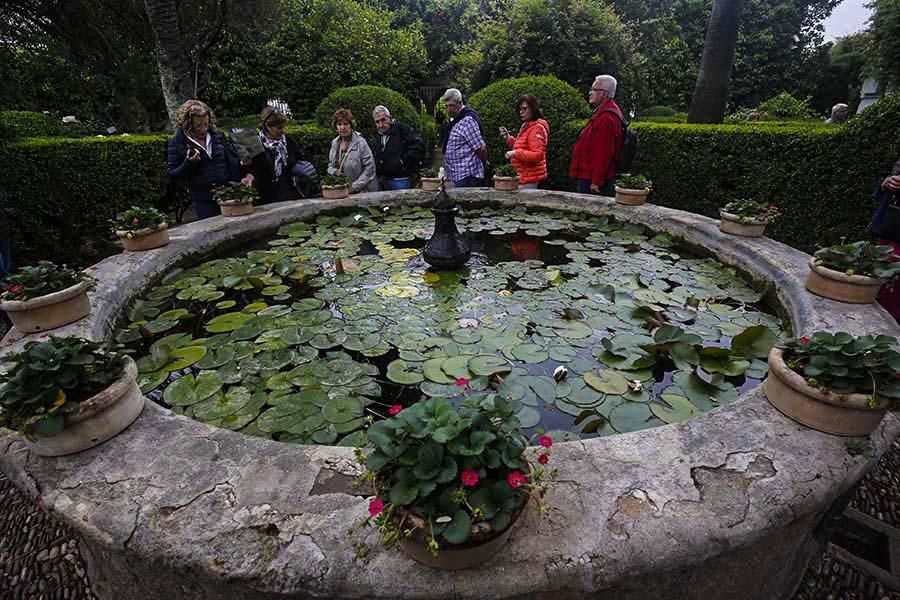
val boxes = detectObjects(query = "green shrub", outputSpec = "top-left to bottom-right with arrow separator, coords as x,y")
634,114 -> 687,124
0,110 -> 94,138
757,92 -> 817,120
285,121 -> 334,178
545,119 -> 585,190
313,86 -> 422,149
640,105 -> 677,118
468,76 -> 590,180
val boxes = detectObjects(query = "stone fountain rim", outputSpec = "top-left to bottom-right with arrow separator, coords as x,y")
1,188 -> 898,600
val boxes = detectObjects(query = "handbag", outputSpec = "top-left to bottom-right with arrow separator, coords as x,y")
869,188 -> 900,244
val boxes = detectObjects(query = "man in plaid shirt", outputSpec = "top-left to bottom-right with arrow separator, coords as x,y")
440,88 -> 488,187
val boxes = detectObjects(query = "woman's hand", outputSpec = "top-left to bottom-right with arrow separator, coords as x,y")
239,156 -> 252,166
505,150 -> 516,159
884,175 -> 900,191
186,148 -> 201,162
241,174 -> 254,186
499,127 -> 509,140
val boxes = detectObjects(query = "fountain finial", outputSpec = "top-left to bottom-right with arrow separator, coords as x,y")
423,167 -> 471,270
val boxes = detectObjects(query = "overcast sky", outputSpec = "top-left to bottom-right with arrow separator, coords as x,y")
823,0 -> 872,41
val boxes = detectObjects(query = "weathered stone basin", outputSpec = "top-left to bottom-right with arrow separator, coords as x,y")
1,189 -> 898,600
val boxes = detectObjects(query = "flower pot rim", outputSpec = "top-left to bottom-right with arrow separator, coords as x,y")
807,258 -> 885,286
115,222 -> 169,238
421,177 -> 441,181
719,210 -> 768,225
321,184 -> 351,190
216,199 -> 254,206
614,186 -> 651,194
0,280 -> 89,312
767,347 -> 886,411
493,176 -> 519,181
65,356 -> 138,426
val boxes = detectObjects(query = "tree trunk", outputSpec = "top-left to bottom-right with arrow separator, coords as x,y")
687,0 -> 746,124
144,0 -> 194,126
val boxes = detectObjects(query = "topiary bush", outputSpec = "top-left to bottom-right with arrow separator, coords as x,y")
0,110 -> 95,138
313,86 -> 422,149
468,76 -> 591,180
640,105 -> 677,118
755,92 -> 817,121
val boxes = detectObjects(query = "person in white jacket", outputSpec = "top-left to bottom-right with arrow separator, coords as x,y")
327,108 -> 378,193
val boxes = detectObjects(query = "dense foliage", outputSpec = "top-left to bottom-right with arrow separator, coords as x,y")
813,241 -> 900,279
0,337 -> 126,437
112,206 -> 167,234
722,199 -> 782,223
468,76 -> 590,169
213,182 -> 257,205
314,86 -> 422,146
780,332 -> 900,403
615,174 -> 652,190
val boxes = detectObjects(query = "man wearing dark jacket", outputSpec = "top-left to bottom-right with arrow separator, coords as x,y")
372,105 -> 425,190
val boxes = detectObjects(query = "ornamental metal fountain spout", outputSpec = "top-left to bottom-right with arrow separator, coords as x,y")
423,168 -> 471,270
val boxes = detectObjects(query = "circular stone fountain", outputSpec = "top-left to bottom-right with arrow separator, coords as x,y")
1,189 -> 898,600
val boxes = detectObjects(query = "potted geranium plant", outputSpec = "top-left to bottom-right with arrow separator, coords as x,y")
421,166 -> 442,191
765,332 -> 900,436
806,241 -> 900,304
493,163 -> 520,191
349,390 -> 556,570
719,199 -> 782,237
614,173 -> 652,205
213,182 -> 256,216
0,262 -> 95,333
0,336 -> 145,456
112,206 -> 170,251
321,174 -> 351,200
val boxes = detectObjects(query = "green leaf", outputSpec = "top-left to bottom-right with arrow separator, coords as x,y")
442,509 -> 472,544
386,360 -> 424,385
731,325 -> 778,359
388,479 -> 418,506
584,370 -> 630,395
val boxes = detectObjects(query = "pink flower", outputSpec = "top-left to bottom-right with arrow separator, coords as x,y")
507,471 -> 526,489
368,498 -> 384,517
799,336 -> 810,345
538,453 -> 550,465
539,435 -> 553,448
388,404 -> 402,416
3,283 -> 22,295
768,204 -> 777,209
132,217 -> 140,224
455,377 -> 469,387
894,372 -> 900,379
461,468 -> 479,487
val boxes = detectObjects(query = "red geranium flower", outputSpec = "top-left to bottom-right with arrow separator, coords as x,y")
461,468 -> 479,487
539,435 -> 553,448
368,498 -> 384,517
538,453 -> 550,465
455,377 -> 469,387
388,404 -> 402,416
894,372 -> 900,379
132,217 -> 140,224
507,471 -> 527,489
800,336 -> 810,345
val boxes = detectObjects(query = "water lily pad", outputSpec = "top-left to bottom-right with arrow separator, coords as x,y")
137,369 -> 168,394
163,372 -> 223,406
650,393 -> 700,424
206,312 -> 254,333
467,355 -> 511,377
441,355 -> 472,380
584,370 -> 630,395
609,402 -> 654,433
511,344 -> 549,364
165,346 -> 208,371
387,360 -> 424,385
322,397 -> 364,423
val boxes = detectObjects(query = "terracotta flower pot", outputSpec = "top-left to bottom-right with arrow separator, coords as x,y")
764,348 -> 887,436
718,211 -> 768,237
614,186 -> 650,206
322,185 -> 350,200
393,499 -> 526,570
805,258 -> 884,304
493,176 -> 520,191
421,178 -> 441,191
0,281 -> 91,333
25,357 -> 146,456
218,201 -> 254,217
116,223 -> 170,251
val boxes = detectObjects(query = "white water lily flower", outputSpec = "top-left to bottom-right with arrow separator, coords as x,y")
354,214 -> 363,221
435,516 -> 452,524
629,380 -> 643,391
553,366 -> 568,382
382,206 -> 390,212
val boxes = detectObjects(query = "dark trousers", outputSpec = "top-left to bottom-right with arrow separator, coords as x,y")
576,178 -> 615,196
454,176 -> 485,188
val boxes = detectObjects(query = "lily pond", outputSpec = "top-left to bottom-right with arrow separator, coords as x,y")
116,205 -> 784,446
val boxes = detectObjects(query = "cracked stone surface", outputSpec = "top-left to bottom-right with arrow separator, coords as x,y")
1,189 -> 899,600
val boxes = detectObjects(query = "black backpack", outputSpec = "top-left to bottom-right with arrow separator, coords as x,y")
600,109 -> 639,172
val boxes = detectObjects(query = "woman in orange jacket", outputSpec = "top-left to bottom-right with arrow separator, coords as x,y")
500,94 -> 550,189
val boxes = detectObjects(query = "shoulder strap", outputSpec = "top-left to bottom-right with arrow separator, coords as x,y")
598,109 -> 629,129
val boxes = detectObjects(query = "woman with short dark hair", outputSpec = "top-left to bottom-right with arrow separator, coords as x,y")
328,109 -> 378,194
166,100 -> 252,219
500,94 -> 550,189
250,106 -> 319,203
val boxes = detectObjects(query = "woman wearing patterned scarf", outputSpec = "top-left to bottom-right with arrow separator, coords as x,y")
249,106 -> 319,203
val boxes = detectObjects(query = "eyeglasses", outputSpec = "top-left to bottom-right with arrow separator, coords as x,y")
518,106 -> 529,112
590,88 -> 605,93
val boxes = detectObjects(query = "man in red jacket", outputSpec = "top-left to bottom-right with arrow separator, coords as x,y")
569,75 -> 624,196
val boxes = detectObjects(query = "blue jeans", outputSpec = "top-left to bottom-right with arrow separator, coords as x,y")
383,177 -> 412,190
193,199 -> 221,219
454,176 -> 485,188
576,178 -> 615,196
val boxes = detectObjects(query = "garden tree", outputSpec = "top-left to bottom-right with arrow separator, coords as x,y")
626,16 -> 696,109
450,0 -> 641,109
206,0 -> 427,118
143,0 -> 198,123
867,0 -> 900,90
687,0 -> 746,123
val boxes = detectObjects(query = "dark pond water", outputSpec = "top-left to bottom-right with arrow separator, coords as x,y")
116,204 -> 783,446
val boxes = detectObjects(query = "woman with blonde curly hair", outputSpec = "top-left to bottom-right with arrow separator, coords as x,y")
166,99 -> 252,218
327,108 -> 377,193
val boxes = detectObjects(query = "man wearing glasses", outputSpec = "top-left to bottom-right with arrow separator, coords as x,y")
439,88 -> 488,187
569,75 -> 624,196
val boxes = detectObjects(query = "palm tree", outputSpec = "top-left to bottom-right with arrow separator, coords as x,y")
143,0 -> 195,125
687,0 -> 746,124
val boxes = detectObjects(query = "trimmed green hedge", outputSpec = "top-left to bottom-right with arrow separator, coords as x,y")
0,110 -> 95,138
313,85 -> 422,148
468,76 -> 590,171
